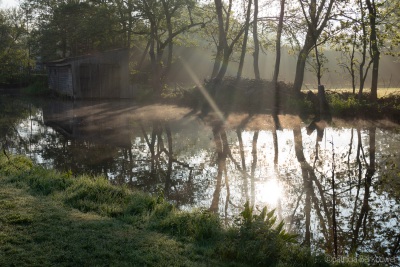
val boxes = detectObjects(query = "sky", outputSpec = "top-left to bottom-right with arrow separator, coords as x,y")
0,0 -> 19,9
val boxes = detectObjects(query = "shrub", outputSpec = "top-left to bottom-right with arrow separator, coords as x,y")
0,154 -> 33,176
217,202 -> 316,267
327,94 -> 363,116
284,97 -> 314,115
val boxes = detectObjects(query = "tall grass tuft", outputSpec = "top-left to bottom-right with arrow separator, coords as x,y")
151,208 -> 221,242
25,167 -> 73,195
65,176 -> 131,216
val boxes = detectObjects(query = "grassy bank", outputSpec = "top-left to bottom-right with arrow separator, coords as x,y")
0,154 -> 357,266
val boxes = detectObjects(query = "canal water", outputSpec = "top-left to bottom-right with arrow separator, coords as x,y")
1,95 -> 399,261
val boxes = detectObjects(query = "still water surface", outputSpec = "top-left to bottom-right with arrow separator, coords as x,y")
1,96 -> 400,262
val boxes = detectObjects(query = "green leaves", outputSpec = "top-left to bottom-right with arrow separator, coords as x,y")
238,201 -> 297,243
217,201 -> 303,266
0,8 -> 32,84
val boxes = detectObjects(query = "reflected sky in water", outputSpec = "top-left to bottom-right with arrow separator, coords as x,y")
1,96 -> 400,263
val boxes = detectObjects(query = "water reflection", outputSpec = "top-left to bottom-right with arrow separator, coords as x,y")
1,96 -> 400,262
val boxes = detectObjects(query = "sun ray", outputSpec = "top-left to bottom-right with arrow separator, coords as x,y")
180,58 -> 225,122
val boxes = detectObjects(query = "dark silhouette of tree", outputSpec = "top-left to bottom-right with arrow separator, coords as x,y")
292,0 -> 335,94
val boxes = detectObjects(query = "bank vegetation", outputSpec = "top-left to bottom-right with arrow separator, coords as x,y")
0,153 -> 361,266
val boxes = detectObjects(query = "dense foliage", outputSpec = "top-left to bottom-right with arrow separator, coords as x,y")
0,8 -> 32,85
0,0 -> 398,98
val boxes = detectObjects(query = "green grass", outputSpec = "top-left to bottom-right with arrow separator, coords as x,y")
312,87 -> 400,98
0,153 -> 358,266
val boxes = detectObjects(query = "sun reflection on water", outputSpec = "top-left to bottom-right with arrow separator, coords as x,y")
257,179 -> 284,207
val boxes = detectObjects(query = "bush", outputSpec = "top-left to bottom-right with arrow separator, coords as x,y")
0,154 -> 33,176
285,96 -> 314,115
217,202 -> 324,267
327,93 -> 363,116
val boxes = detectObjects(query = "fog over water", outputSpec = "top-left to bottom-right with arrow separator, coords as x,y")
2,96 -> 399,262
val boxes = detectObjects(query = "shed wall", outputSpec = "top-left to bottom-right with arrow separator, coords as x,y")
47,49 -> 131,99
48,65 -> 73,96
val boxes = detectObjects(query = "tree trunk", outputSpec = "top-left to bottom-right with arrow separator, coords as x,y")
358,0 -> 368,99
272,0 -> 285,114
250,131 -> 259,206
137,40 -> 151,71
212,0 -> 229,83
293,34 -> 314,94
293,0 -> 335,94
293,126 -> 312,247
236,129 -> 248,199
210,123 -> 227,213
366,0 -> 379,102
351,127 -> 376,253
215,48 -> 232,82
148,23 -> 160,91
161,0 -> 174,80
211,47 -> 223,79
272,0 -> 285,85
237,0 -> 253,80
253,0 -> 260,80
164,124 -> 173,197
350,34 -> 356,95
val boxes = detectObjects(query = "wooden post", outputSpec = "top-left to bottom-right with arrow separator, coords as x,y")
318,85 -> 331,121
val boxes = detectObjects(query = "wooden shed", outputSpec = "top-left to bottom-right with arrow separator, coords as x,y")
47,48 -> 132,98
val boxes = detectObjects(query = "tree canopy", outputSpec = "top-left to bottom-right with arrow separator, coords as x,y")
1,0 -> 399,97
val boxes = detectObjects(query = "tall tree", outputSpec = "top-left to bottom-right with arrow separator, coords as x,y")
213,0 -> 230,81
252,0 -> 260,79
138,0 -> 205,90
365,0 -> 379,102
330,0 -> 373,98
357,0 -> 372,98
211,0 -> 247,82
26,1 -> 124,60
292,0 -> 335,94
272,0 -> 285,114
236,0 -> 253,80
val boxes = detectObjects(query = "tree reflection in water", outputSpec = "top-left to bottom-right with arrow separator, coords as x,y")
2,97 -> 400,262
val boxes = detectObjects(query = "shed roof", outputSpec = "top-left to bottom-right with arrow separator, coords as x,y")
46,48 -> 129,66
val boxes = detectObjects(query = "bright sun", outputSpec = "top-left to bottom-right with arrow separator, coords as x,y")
258,179 -> 284,207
